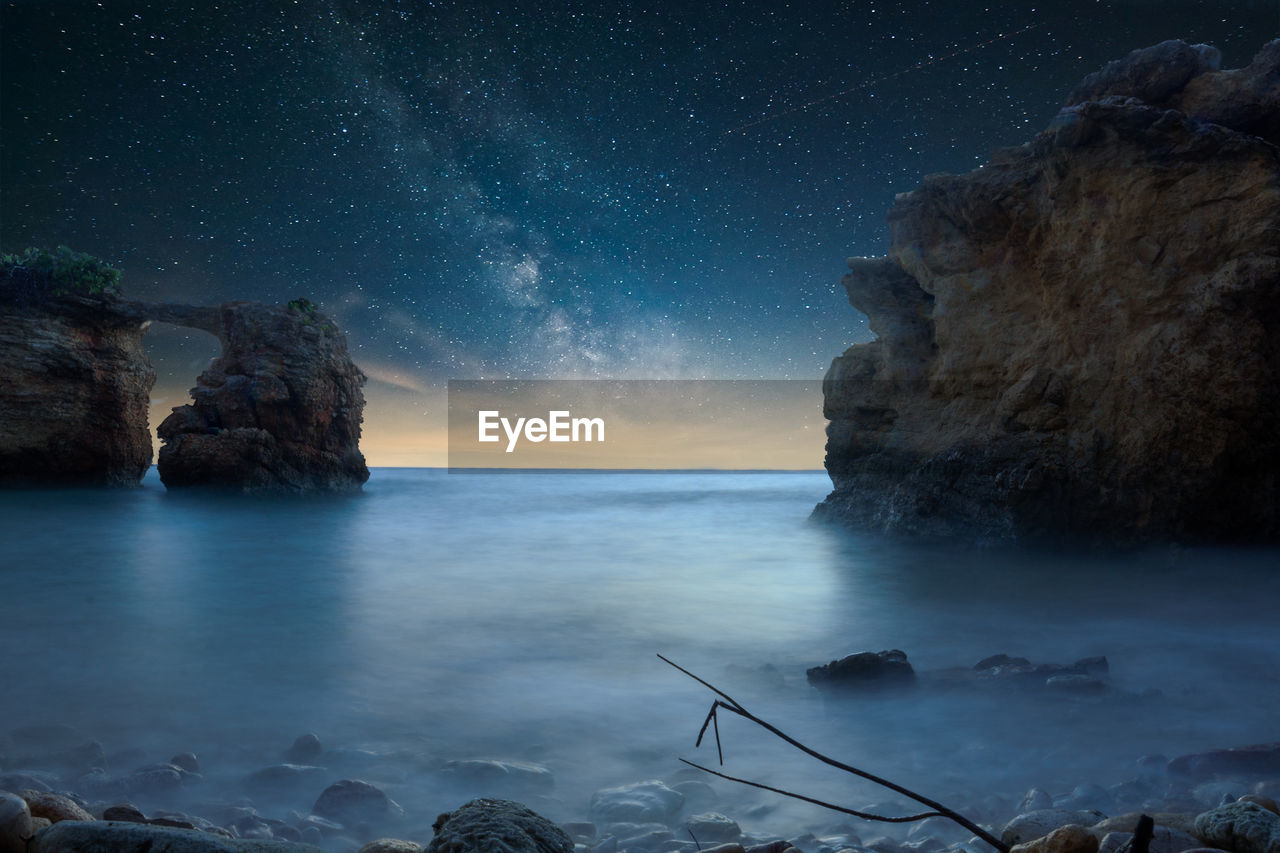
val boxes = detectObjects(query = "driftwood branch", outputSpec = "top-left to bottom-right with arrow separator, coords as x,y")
658,654 -> 1011,853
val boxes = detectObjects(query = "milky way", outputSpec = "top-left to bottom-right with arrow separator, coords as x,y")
2,0 -> 1273,393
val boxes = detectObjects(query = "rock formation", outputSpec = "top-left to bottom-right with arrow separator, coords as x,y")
157,301 -> 369,493
815,39 -> 1280,543
0,288 -> 368,493
0,293 -> 154,486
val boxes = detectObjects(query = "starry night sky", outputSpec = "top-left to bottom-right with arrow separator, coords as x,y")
2,1 -> 1277,462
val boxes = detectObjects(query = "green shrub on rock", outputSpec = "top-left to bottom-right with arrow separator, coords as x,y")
0,245 -> 122,301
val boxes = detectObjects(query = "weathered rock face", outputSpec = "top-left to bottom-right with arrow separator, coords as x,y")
816,39 -> 1280,543
0,294 -> 154,486
157,301 -> 369,493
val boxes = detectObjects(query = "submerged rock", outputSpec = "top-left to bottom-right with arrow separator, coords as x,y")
589,781 -> 684,825
157,301 -> 368,493
312,779 -> 404,830
1169,744 -> 1280,781
427,798 -> 573,853
815,39 -> 1280,543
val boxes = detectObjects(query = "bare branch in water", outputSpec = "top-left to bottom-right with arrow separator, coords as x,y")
658,653 -> 1011,853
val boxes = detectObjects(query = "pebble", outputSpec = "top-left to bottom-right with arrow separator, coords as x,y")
20,791 -> 93,823
359,840 -> 425,853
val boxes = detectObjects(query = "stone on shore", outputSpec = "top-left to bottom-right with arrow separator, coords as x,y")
1003,811 -> 1109,847
26,820 -> 327,852
682,813 -> 742,844
360,841 -> 426,853
1194,801 -> 1280,853
20,791 -> 92,823
427,798 -> 573,853
0,792 -> 34,853
1009,824 -> 1099,853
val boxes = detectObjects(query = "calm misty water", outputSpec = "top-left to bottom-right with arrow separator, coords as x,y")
2,468 -> 1278,830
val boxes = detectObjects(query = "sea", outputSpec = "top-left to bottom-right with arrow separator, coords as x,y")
2,467 -> 1278,833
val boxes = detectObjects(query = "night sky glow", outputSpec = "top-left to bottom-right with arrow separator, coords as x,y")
2,1 -> 1276,465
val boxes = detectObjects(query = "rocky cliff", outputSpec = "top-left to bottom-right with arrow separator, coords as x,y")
0,294 -> 154,486
815,40 -> 1280,543
156,300 -> 369,493
0,288 -> 368,493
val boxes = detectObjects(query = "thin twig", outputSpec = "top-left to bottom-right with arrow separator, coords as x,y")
659,654 -> 1011,853
680,759 -> 943,823
688,828 -> 702,851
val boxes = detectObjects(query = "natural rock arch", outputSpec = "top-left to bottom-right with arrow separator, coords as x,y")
0,295 -> 368,492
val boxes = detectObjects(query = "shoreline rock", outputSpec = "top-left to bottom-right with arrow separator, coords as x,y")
815,38 -> 1280,544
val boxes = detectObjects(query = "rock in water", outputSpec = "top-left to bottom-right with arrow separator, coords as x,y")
0,293 -> 154,486
157,301 -> 369,493
427,798 -> 573,853
312,779 -> 404,829
588,781 -> 685,825
814,39 -> 1280,543
1168,743 -> 1280,781
806,650 -> 916,692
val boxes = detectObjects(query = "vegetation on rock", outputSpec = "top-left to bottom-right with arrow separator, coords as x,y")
0,245 -> 122,301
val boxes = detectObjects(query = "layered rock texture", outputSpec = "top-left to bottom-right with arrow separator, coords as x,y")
0,293 -> 368,493
156,302 -> 369,493
0,294 -> 154,486
816,39 -> 1280,542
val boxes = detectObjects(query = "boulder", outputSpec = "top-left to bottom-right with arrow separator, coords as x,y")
312,779 -> 404,830
427,798 -> 573,853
